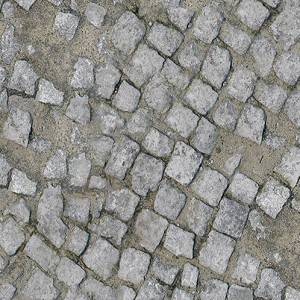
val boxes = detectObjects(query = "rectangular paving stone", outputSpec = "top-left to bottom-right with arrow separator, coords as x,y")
165,141 -> 203,186
284,91 -> 300,128
199,230 -> 236,275
136,279 -> 166,300
227,285 -> 253,300
181,263 -> 199,288
200,279 -> 228,300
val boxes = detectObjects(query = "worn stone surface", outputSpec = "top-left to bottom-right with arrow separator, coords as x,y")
152,258 -> 179,285
36,78 -> 64,106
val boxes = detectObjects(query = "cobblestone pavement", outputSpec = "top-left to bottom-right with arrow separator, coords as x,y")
0,0 -> 300,299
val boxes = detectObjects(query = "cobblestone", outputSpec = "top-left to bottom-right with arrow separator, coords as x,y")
151,258 -> 179,285
181,263 -> 199,288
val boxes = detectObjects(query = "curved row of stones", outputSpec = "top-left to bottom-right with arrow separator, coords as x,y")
0,0 -> 300,299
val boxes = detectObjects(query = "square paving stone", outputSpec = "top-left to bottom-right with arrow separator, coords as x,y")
66,226 -> 89,256
178,41 -> 203,72
191,118 -> 219,154
0,283 -> 16,300
181,263 -> 199,288
165,141 -> 203,186
81,277 -> 115,300
136,279 -> 166,300
82,238 -> 119,280
165,103 -> 199,138
171,288 -> 194,300
118,248 -> 150,285
213,99 -> 238,132
111,11 -> 145,55
53,12 -> 79,41
127,108 -> 153,138
256,178 -> 290,219
193,5 -> 223,43
71,57 -> 94,89
228,172 -> 259,204
105,135 -> 140,181
184,197 -> 213,237
201,45 -> 231,89
64,197 -> 90,224
66,93 -> 90,125
168,7 -> 194,31
151,258 -> 179,285
227,67 -> 257,103
131,153 -> 165,196
105,188 -> 140,222
284,91 -> 300,128
191,167 -> 228,206
185,79 -> 218,115
235,0 -> 270,30
200,279 -> 228,300
274,146 -> 300,188
135,209 -> 168,253
232,252 -> 260,284
68,153 -> 91,187
163,224 -> 195,259
227,285 -> 253,300
199,230 -> 236,275
154,179 -> 186,220
85,3 -> 107,28
147,22 -> 183,56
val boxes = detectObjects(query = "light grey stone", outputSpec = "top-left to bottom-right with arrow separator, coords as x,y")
1,25 -> 18,65
127,108 -> 153,137
164,224 -> 195,259
181,263 -> 199,288
8,60 -> 38,95
172,288 -> 194,300
235,0 -> 270,30
255,268 -> 285,299
21,268 -> 58,300
30,136 -> 52,153
2,2 -> 14,18
105,135 -> 140,180
227,285 -> 253,300
256,178 -> 290,219
201,45 -> 231,89
106,189 -> 140,222
37,184 -> 67,248
143,74 -> 173,114
4,198 -> 31,223
131,153 -> 165,196
261,0 -> 279,7
168,7 -> 194,31
232,252 -> 260,284
219,22 -> 251,55
161,59 -> 191,90
147,22 -> 183,56
68,153 -> 91,187
64,288 -> 89,300
273,52 -> 300,85
82,238 -> 119,280
71,57 -> 94,89
264,132 -> 285,150
154,179 -> 186,220
143,127 -> 174,157
85,2 -> 107,28
66,226 -> 89,256
184,197 -> 213,237
166,141 -> 203,186
88,175 -> 107,190
185,79 -> 218,115
36,78 -> 64,106
249,36 -> 276,77
213,198 -> 249,238
0,90 -> 8,111
136,279 -> 166,300
178,41 -> 203,72
192,167 -> 228,206
0,283 -> 15,300
111,11 -> 145,54
0,255 -> 8,272
15,0 -> 36,10
66,93 -> 90,124
199,230 -> 236,274
213,100 -> 238,131
200,279 -> 228,300
81,277 -> 116,300
64,197 -> 90,224
228,172 -> 259,204
9,168 -> 37,196
47,0 -> 63,5
285,287 -> 300,300
191,118 -> 218,155
0,218 -> 25,256
44,149 -> 67,179
135,209 -> 168,252
96,64 -> 121,99
124,44 -> 164,88
3,107 -> 32,147
152,258 -> 179,285
227,67 -> 257,103
92,214 -> 127,245
274,146 -> 300,188
53,12 -> 80,41
165,103 -> 199,138
24,235 -> 60,272
0,153 -> 11,186
248,209 -> 267,239
254,81 -> 287,114
224,153 -> 243,176
0,66 -> 6,89
56,257 -> 86,286
118,248 -> 150,285
112,81 -> 140,112
116,285 -> 136,300
285,91 -> 300,128
193,5 -> 223,43
235,104 -> 265,144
